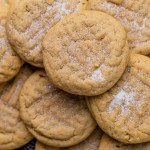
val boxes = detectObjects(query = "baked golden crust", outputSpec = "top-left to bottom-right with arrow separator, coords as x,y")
87,54 -> 150,144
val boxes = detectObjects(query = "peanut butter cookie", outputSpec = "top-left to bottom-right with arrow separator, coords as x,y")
99,134 -> 150,150
0,65 -> 33,150
67,127 -> 103,150
89,0 -> 150,55
43,11 -> 129,96
87,54 -> 150,144
20,70 -> 96,147
0,1 -> 23,84
35,127 -> 103,150
7,0 -> 88,67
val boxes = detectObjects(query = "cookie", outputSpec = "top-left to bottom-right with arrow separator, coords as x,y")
0,0 -> 9,11
0,1 -> 23,84
6,0 -> 89,67
0,65 -> 33,150
43,11 -> 129,96
19,70 -> 96,147
99,134 -> 150,150
35,127 -> 103,150
35,141 -> 61,150
86,54 -> 150,144
89,0 -> 150,55
67,127 -> 103,150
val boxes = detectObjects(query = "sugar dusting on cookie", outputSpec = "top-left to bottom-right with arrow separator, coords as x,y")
90,68 -> 104,81
109,84 -> 136,113
47,0 -> 82,20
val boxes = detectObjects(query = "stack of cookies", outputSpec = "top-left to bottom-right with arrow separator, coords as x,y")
0,0 -> 150,150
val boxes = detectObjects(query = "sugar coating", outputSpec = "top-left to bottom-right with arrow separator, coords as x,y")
0,13 -> 23,83
87,54 -> 150,144
7,0 -> 88,67
19,70 -> 96,147
43,11 -> 128,96
109,83 -> 137,113
90,0 -> 150,55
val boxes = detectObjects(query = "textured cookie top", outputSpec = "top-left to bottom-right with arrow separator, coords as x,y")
99,134 -> 150,150
87,54 -> 150,144
43,11 -> 128,96
20,70 -> 96,147
7,0 -> 88,67
0,3 -> 23,83
35,127 -> 103,150
0,66 -> 33,150
89,0 -> 150,55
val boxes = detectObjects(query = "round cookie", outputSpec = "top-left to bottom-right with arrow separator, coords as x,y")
19,70 -> 97,147
6,0 -> 89,67
86,54 -> 150,144
0,65 -> 33,150
43,11 -> 129,96
89,0 -> 150,55
0,1 -> 23,83
35,127 -> 103,150
99,134 -> 150,150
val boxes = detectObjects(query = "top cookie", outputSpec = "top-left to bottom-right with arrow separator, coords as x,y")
99,134 -> 150,150
43,11 -> 128,96
89,0 -> 150,55
87,54 -> 150,143
6,0 -> 89,67
0,0 -> 23,83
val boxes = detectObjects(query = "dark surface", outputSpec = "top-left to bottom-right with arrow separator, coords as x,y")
16,139 -> 36,150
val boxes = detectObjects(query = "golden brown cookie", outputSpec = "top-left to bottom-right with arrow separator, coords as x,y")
19,70 -> 96,147
0,65 -> 33,150
6,0 -> 89,67
43,11 -> 129,96
0,0 -> 23,84
99,134 -> 150,150
89,0 -> 150,55
87,54 -> 150,144
35,127 -> 103,150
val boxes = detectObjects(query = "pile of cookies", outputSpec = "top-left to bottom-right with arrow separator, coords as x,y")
0,0 -> 150,150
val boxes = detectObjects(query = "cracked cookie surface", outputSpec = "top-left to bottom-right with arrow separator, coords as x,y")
43,11 -> 128,96
0,65 -> 33,150
87,54 -> 150,144
0,1 -> 23,84
99,134 -> 150,150
7,0 -> 88,67
35,127 -> 103,150
89,0 -> 150,55
19,70 -> 96,147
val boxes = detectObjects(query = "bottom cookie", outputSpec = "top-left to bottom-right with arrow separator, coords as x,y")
99,134 -> 150,150
35,127 -> 103,150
